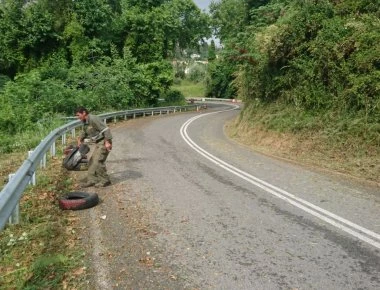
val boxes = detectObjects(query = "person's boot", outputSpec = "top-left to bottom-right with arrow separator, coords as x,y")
80,181 -> 96,188
95,181 -> 111,188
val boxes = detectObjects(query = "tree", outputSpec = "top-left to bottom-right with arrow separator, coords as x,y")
118,0 -> 210,62
208,39 -> 216,61
206,58 -> 237,99
0,0 -> 25,76
73,0 -> 113,38
166,0 -> 210,51
123,0 -> 167,10
0,0 -> 72,75
209,0 -> 246,43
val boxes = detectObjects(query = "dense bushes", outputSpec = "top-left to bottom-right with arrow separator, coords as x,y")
0,54 -> 174,132
0,55 -> 180,153
257,0 -> 380,117
206,59 -> 237,99
187,62 -> 208,83
209,0 -> 380,143
161,89 -> 186,106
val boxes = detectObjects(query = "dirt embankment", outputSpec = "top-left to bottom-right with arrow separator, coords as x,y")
224,118 -> 380,188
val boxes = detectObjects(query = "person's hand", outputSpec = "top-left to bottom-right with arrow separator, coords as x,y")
105,140 -> 112,151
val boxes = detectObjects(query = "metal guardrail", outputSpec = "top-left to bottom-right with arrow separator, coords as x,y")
189,97 -> 241,103
0,105 -> 200,231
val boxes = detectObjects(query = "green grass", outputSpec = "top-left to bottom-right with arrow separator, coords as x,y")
0,145 -> 86,289
172,79 -> 206,99
23,254 -> 70,289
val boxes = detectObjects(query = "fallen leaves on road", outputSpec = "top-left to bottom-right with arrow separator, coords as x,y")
139,256 -> 155,267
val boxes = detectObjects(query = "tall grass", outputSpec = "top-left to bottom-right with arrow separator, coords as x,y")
172,79 -> 206,99
0,117 -> 67,154
230,102 -> 380,182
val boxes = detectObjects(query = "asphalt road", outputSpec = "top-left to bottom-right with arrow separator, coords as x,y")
78,102 -> 380,290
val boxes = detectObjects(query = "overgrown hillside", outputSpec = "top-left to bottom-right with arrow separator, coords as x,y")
208,0 -> 379,183
0,0 -> 210,153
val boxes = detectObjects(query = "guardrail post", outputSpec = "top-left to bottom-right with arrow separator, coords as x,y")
7,174 -> 20,225
124,114 -> 127,120
114,117 -> 117,123
133,113 -> 136,119
62,132 -> 66,145
28,151 -> 36,185
40,153 -> 47,169
50,142 -> 56,157
71,128 -> 76,138
151,111 -> 154,116
8,203 -> 19,225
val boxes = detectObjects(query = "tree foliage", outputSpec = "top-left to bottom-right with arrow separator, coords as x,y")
0,0 -> 210,147
118,0 -> 210,62
208,40 -> 216,61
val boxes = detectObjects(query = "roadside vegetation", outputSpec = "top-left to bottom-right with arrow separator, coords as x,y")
0,147 -> 87,289
208,0 -> 379,183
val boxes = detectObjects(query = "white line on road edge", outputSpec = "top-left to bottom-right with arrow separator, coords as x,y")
180,105 -> 380,250
88,209 -> 113,290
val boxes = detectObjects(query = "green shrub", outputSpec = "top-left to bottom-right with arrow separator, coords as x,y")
0,74 -> 10,91
162,89 -> 186,106
186,62 -> 207,83
205,58 -> 237,99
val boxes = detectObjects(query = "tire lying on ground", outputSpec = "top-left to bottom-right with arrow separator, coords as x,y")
59,192 -> 99,210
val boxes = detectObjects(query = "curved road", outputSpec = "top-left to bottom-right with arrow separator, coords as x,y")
78,103 -> 380,289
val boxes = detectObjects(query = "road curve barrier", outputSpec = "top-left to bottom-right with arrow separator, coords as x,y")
187,97 -> 242,103
0,105 -> 202,231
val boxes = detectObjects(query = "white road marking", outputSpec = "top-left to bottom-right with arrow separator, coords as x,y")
88,209 -> 113,289
180,105 -> 380,249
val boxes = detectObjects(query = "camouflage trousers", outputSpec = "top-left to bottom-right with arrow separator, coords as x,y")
87,143 -> 110,184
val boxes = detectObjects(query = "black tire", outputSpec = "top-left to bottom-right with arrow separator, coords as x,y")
62,144 -> 90,171
59,192 -> 99,210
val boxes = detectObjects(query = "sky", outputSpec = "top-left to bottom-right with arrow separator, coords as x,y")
193,0 -> 214,12
193,0 -> 221,46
